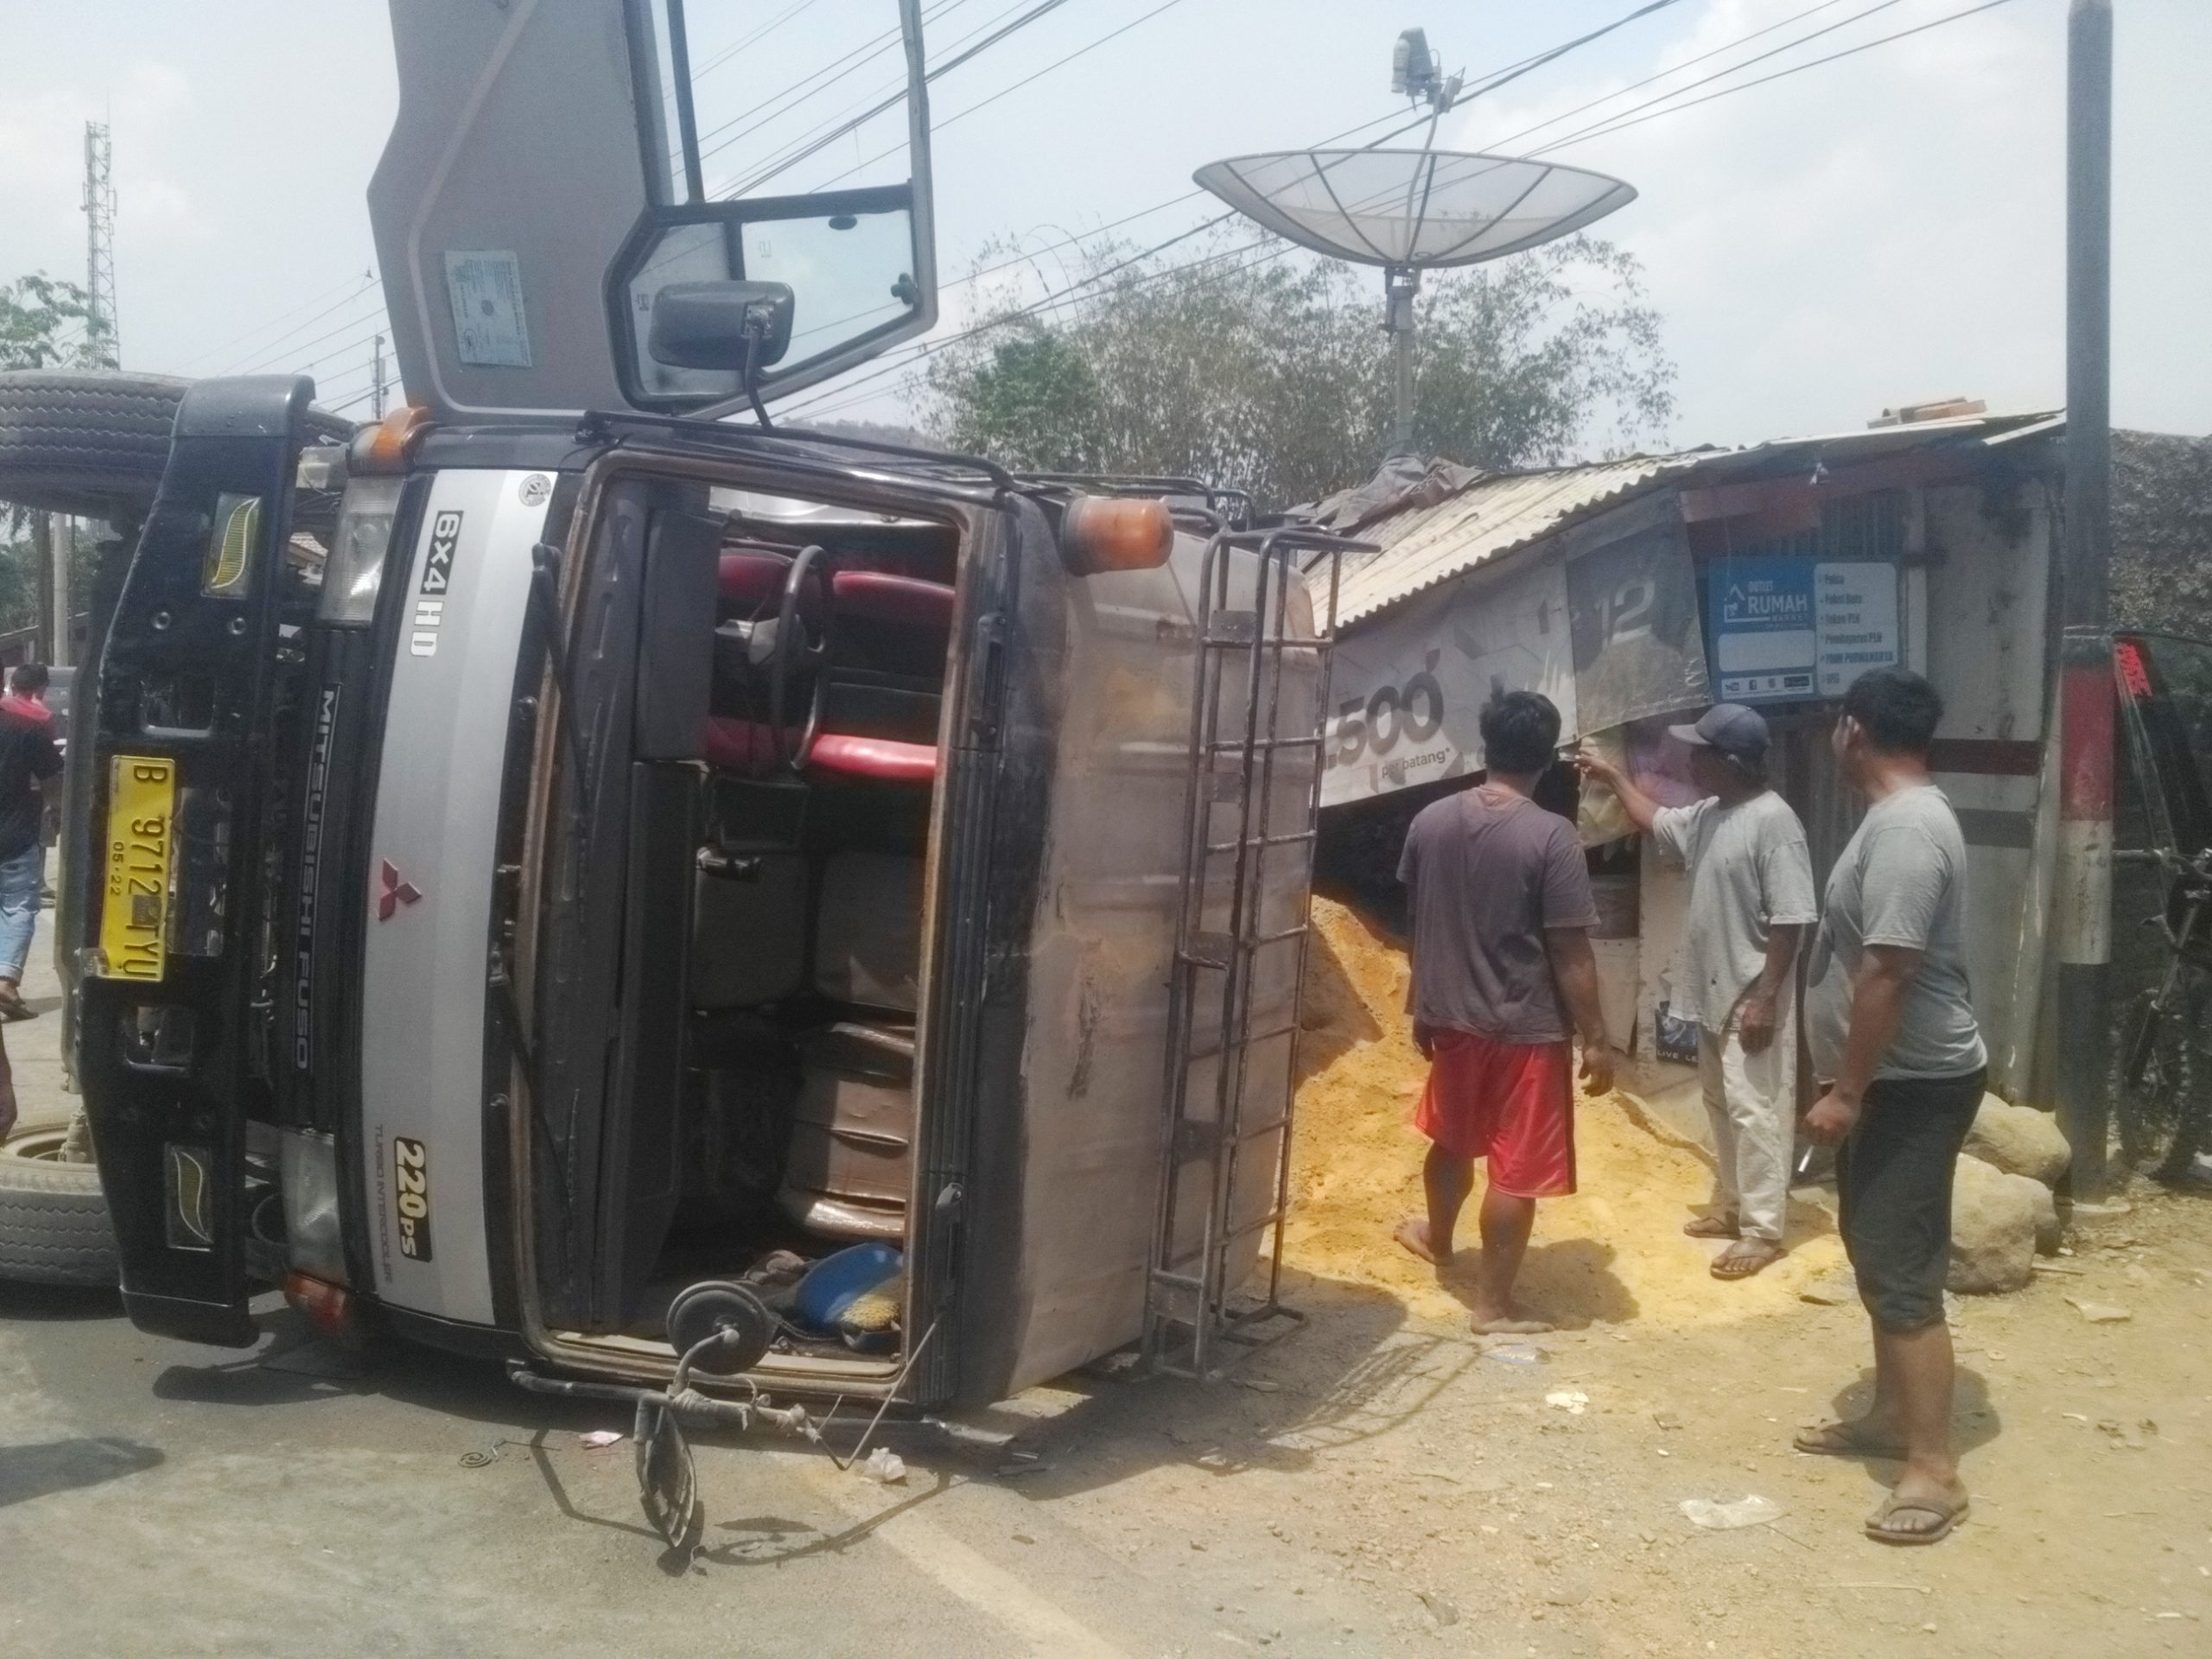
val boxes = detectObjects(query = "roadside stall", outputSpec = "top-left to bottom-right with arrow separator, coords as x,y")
1313,412 -> 2068,1124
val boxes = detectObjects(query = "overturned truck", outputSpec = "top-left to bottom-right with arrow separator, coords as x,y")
58,0 -> 1358,1524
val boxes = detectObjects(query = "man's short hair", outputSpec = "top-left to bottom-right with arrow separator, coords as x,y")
1478,689 -> 1562,775
1842,667 -> 1943,753
9,663 -> 48,696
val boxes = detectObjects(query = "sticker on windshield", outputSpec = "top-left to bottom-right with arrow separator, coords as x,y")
393,1136 -> 434,1262
443,251 -> 533,368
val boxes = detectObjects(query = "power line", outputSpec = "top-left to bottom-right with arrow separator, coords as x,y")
1452,0 -> 1692,103
1471,0 -> 1870,152
1528,0 -> 2023,156
175,268 -> 376,372
723,0 -> 1081,199
780,0 -> 2029,427
215,282 -> 385,376
694,0 -> 978,171
802,0 -> 1198,194
687,0 -> 830,84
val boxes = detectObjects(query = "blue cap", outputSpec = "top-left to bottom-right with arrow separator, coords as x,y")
1668,702 -> 1770,761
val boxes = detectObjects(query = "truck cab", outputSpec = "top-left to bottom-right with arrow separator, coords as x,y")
69,0 -> 1346,1424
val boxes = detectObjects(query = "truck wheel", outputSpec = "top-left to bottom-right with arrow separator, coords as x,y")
0,370 -> 191,523
0,1123 -> 118,1287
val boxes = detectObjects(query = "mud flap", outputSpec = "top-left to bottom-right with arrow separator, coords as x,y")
635,1395 -> 699,1549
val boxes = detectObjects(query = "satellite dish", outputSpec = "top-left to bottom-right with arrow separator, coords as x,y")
1195,118 -> 1637,454
1193,150 -> 1636,270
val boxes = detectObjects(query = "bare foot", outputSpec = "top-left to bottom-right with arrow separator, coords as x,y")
1393,1217 -> 1450,1268
1470,1305 -> 1554,1336
1683,1214 -> 1739,1239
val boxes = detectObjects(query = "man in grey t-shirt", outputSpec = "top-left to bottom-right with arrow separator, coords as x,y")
1795,669 -> 1987,1548
1579,703 -> 1816,1278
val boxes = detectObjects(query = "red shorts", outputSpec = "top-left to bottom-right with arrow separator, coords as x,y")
1413,1028 -> 1577,1198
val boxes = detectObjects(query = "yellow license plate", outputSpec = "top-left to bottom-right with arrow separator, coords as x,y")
99,755 -> 177,982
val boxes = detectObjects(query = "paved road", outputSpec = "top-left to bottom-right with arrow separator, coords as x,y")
0,909 -> 1320,1658
2,1281 -> 1212,1657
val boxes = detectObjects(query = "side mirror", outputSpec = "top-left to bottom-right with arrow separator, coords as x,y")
610,188 -> 930,416
649,283 -> 794,372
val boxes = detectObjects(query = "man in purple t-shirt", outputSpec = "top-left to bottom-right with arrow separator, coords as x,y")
1393,691 -> 1617,1334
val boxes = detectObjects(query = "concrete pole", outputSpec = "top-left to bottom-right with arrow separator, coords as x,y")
29,513 -> 54,664
2055,0 -> 2113,1194
1385,266 -> 1420,457
51,518 -> 73,668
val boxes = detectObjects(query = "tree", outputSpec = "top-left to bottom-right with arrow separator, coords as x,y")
917,233 -> 1675,511
1,273 -> 109,644
0,272 -> 101,372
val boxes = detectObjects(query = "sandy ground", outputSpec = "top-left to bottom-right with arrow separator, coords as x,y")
5,903 -> 2212,1656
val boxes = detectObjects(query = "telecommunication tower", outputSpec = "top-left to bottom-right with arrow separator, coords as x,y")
82,120 -> 119,366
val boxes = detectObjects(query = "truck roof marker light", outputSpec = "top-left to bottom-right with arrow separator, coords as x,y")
1058,494 -> 1173,576
348,404 -> 434,475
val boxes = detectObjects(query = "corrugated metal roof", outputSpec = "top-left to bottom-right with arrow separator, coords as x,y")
1331,455 -> 1695,626
1326,411 -> 2063,629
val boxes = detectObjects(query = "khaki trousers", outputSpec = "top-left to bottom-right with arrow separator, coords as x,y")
1695,1011 -> 1797,1244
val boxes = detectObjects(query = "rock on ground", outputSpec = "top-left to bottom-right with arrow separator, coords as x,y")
1964,1093 -> 2072,1187
1950,1153 -> 2044,1294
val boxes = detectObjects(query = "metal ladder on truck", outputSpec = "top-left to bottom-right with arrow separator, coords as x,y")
1143,524 -> 1367,1381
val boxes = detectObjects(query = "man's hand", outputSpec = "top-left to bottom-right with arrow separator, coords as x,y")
1412,1020 -> 1437,1061
1573,741 -> 1619,788
1802,1086 -> 1860,1146
1736,990 -> 1777,1055
1578,1042 -> 1616,1097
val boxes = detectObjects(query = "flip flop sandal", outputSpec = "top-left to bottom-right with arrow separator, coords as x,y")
0,995 -> 35,1023
1683,1217 -> 1739,1239
1864,1492 -> 1968,1546
1711,1244 -> 1783,1279
1793,1420 -> 1907,1459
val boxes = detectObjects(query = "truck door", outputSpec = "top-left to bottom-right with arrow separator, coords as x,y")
368,0 -> 938,423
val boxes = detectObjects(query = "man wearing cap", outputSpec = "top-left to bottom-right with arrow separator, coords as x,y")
1578,703 -> 1817,1278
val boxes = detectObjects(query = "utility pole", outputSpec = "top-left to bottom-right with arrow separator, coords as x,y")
29,515 -> 54,665
2056,0 -> 2113,1195
372,333 -> 388,419
81,120 -> 118,367
51,521 -> 73,668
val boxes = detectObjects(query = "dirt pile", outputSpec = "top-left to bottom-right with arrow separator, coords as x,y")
1284,897 -> 1848,1331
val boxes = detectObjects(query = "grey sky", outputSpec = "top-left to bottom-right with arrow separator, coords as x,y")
3,1 -> 2204,448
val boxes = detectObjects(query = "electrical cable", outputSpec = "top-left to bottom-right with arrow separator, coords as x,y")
721,0 -> 1082,199
1473,0 -> 1868,151
801,0 -> 1198,194
1494,0 -> 1916,156
177,269 -> 377,372
693,0 -> 980,170
1528,0 -> 2029,156
686,0 -> 830,84
777,0 -> 2024,427
211,280 -> 385,378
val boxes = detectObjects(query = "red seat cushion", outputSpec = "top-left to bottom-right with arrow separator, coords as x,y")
830,569 -> 954,632
718,550 -> 792,607
705,716 -> 936,784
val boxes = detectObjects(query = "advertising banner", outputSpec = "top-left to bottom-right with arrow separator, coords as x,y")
1319,552 -> 1575,808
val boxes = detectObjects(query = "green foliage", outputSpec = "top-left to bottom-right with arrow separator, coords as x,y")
917,234 -> 1675,510
0,271 -> 106,372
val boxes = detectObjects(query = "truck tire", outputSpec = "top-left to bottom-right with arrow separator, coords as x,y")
0,370 -> 190,522
0,1124 -> 118,1287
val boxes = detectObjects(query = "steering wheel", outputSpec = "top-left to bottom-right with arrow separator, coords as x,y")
766,543 -> 831,772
